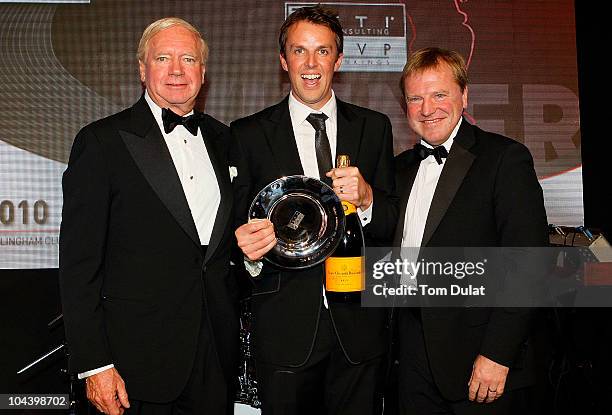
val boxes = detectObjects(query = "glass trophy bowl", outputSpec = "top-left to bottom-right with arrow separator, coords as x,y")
248,175 -> 345,269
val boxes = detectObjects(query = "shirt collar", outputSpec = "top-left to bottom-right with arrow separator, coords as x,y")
288,90 -> 337,126
420,116 -> 462,154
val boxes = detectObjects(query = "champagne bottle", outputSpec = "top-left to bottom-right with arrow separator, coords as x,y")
325,155 -> 365,303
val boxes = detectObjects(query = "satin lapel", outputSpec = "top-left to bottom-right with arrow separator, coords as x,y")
263,98 -> 304,176
119,97 -> 200,248
200,117 -> 232,263
335,99 -> 364,165
421,122 -> 476,246
392,153 -> 421,247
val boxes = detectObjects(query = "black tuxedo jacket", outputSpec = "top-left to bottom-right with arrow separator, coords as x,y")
230,97 -> 397,366
393,119 -> 548,401
59,96 -> 239,403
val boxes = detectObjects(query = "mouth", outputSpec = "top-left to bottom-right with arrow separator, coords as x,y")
301,73 -> 321,80
301,73 -> 321,86
421,118 -> 444,125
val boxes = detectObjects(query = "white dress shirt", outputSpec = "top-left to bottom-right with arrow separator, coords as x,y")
398,118 -> 461,285
146,92 -> 220,245
288,91 -> 372,224
79,92 -> 220,378
401,117 -> 462,248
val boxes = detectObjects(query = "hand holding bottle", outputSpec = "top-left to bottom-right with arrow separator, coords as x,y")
326,165 -> 373,210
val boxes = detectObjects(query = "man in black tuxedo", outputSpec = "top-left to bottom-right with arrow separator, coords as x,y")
394,47 -> 548,414
230,6 -> 396,415
59,17 -> 238,415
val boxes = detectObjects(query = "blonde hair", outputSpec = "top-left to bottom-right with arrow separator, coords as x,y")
400,47 -> 468,99
137,17 -> 208,64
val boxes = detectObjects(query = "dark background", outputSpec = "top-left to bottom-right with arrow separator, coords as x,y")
1,1 -> 610,414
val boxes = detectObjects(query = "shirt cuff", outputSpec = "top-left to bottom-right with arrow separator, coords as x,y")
358,201 -> 373,226
78,364 -> 114,379
244,257 -> 263,277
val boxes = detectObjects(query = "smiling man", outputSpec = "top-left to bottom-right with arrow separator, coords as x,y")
230,5 -> 397,415
59,17 -> 238,415
394,47 -> 548,415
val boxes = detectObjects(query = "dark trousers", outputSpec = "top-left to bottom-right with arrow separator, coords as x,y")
124,306 -> 230,415
255,307 -> 383,415
398,309 -> 525,415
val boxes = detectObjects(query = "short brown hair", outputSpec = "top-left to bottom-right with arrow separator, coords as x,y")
399,47 -> 468,98
279,5 -> 343,56
137,17 -> 209,64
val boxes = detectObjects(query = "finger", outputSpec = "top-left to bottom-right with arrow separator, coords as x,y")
100,395 -> 119,415
249,237 -> 277,260
87,394 -> 103,414
237,224 -> 275,248
108,404 -> 122,415
334,186 -> 349,198
332,174 -> 359,188
235,219 -> 272,238
106,392 -> 125,415
245,219 -> 273,233
332,166 -> 358,178
112,401 -> 126,415
117,381 -> 130,408
476,383 -> 489,403
468,381 -> 480,401
243,232 -> 276,257
332,179 -> 344,190
242,228 -> 276,249
485,389 -> 497,403
496,377 -> 506,396
333,182 -> 357,195
88,388 -> 107,413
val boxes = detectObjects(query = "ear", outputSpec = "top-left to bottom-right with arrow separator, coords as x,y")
333,53 -> 344,72
201,66 -> 206,84
139,60 -> 146,83
462,85 -> 468,109
280,53 -> 289,72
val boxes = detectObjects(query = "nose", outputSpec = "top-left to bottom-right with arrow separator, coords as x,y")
305,52 -> 316,68
421,97 -> 435,117
170,58 -> 183,76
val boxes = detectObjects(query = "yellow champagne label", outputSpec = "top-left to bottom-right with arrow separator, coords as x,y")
341,201 -> 357,215
325,256 -> 364,292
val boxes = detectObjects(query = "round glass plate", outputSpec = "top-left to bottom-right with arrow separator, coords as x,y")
248,175 -> 345,269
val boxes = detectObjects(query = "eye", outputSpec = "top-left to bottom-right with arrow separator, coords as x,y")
318,49 -> 329,56
406,96 -> 422,104
294,47 -> 304,55
434,93 -> 447,101
183,56 -> 196,64
156,56 -> 169,62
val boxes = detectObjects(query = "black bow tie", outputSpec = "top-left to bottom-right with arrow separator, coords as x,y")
414,143 -> 448,165
162,108 -> 203,136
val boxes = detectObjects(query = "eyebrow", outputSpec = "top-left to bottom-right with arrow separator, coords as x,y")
289,43 -> 333,50
407,89 -> 450,95
153,51 -> 198,58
